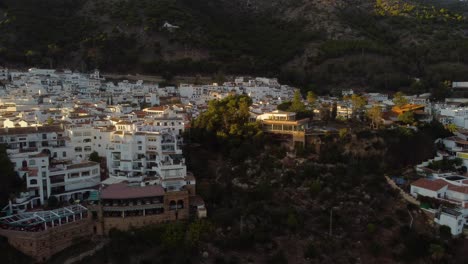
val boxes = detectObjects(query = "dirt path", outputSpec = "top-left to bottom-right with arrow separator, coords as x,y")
385,175 -> 420,205
63,238 -> 109,264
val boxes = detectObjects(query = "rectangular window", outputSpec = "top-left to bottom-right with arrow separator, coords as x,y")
42,134 -> 47,140
63,151 -> 67,157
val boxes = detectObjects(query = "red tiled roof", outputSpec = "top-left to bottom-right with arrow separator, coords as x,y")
411,178 -> 448,191
145,106 -> 165,111
101,183 -> 165,199
73,108 -> 88,114
448,185 -> 468,194
0,125 -> 63,135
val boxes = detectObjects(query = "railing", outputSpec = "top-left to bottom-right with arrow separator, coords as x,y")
103,203 -> 164,212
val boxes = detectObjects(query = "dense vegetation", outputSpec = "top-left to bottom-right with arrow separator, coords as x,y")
1,94 -> 464,262
190,95 -> 265,160
0,144 -> 24,207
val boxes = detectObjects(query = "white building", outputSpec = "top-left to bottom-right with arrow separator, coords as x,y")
435,208 -> 465,236
0,126 -> 100,213
0,68 -> 8,80
106,125 -> 188,191
439,107 -> 468,129
411,177 -> 468,235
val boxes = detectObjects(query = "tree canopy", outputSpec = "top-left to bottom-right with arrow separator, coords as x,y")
0,145 -> 24,207
306,91 -> 317,105
89,151 -> 101,163
367,105 -> 383,129
393,92 -> 409,107
289,90 -> 306,113
398,111 -> 415,124
190,95 -> 265,159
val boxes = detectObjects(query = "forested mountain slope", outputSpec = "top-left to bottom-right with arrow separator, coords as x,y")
1,0 -> 468,93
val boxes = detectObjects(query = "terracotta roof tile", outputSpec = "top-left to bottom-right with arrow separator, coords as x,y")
411,178 -> 448,191
0,125 -> 63,135
101,183 -> 165,199
448,184 -> 468,194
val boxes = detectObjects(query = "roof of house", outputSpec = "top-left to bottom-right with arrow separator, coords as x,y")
448,184 -> 468,194
101,183 -> 165,199
145,106 -> 165,112
411,178 -> 448,191
0,125 -> 63,135
392,104 -> 425,114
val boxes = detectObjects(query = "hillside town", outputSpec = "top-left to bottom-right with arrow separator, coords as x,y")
0,68 -> 468,261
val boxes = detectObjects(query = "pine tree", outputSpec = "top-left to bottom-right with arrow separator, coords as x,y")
290,90 -> 305,113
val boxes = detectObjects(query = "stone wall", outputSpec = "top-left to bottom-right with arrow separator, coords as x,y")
92,190 -> 190,235
0,218 -> 92,262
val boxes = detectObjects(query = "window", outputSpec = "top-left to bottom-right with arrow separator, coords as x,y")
69,172 -> 79,178
138,146 -> 142,150
30,179 -> 37,185
75,147 -> 82,152
84,146 -> 92,152
63,151 -> 67,157
42,134 -> 47,140
29,160 -> 36,166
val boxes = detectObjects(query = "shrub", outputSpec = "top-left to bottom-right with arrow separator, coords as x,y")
439,225 -> 452,240
304,242 -> 317,259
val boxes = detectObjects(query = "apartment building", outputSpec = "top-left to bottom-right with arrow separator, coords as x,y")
0,126 -> 100,213
106,124 -> 188,189
257,110 -> 311,148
